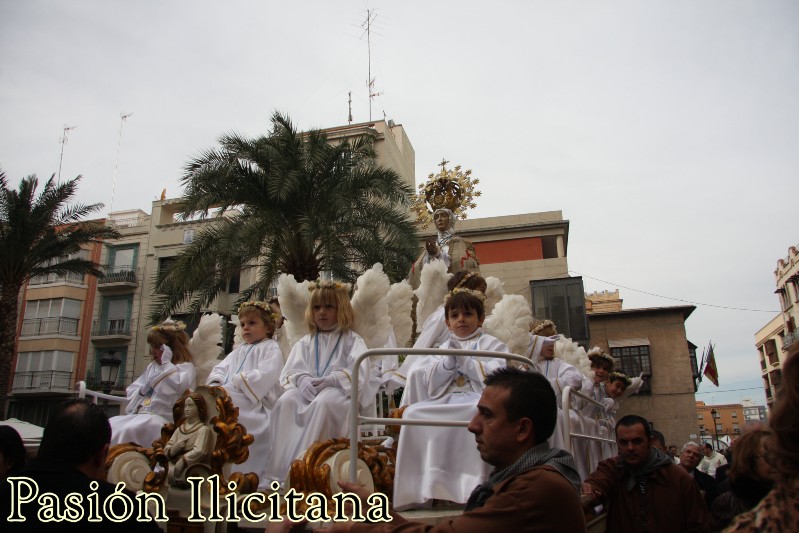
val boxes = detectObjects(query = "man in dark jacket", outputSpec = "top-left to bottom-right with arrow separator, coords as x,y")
1,398 -> 162,531
679,441 -> 719,508
582,415 -> 711,533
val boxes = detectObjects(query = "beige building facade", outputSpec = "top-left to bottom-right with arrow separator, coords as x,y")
586,292 -> 700,448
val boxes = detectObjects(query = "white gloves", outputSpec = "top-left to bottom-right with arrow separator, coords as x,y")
311,374 -> 339,393
297,375 -> 318,402
160,344 -> 173,364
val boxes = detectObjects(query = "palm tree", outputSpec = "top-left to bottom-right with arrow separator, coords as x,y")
149,112 -> 420,323
0,171 -> 121,415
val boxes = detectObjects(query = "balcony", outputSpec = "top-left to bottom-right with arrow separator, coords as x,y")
20,317 -> 79,337
784,330 -> 799,352
28,271 -> 86,286
12,370 -> 74,394
98,266 -> 138,291
91,319 -> 132,342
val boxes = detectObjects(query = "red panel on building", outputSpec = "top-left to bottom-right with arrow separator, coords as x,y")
472,237 -> 543,264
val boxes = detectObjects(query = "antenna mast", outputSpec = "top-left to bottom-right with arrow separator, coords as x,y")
109,112 -> 133,214
57,124 -> 77,185
348,91 -> 353,124
365,9 -> 381,120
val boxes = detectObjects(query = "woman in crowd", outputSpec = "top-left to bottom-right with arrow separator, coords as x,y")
711,428 -> 776,529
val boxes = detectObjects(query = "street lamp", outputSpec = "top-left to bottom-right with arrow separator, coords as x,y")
710,408 -> 719,451
99,351 -> 122,394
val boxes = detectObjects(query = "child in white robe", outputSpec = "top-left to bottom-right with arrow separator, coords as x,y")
577,349 -> 616,476
393,272 -> 488,405
206,301 -> 283,484
110,321 -> 196,446
393,288 -> 507,510
261,280 -> 372,486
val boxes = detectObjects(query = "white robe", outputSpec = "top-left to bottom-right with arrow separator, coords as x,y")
533,355 -> 584,459
260,329 -> 372,486
578,380 -> 617,474
206,338 -> 284,481
393,330 -> 507,509
391,306 -> 449,405
110,361 -> 196,447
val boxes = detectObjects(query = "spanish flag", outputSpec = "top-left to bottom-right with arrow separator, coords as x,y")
703,342 -> 719,387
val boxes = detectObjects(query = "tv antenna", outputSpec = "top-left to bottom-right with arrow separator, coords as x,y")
109,112 -> 133,213
363,9 -> 382,120
57,124 -> 77,185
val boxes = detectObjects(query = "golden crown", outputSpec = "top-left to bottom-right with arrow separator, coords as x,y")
151,320 -> 186,333
307,279 -> 352,293
238,301 -> 280,322
410,159 -> 480,230
444,287 -> 487,304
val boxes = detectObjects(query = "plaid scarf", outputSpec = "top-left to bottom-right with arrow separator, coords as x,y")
464,442 -> 581,511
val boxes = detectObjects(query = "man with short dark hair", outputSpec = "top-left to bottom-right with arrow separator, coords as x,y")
1,399 -> 161,531
269,367 -> 586,532
679,441 -> 719,508
582,415 -> 710,533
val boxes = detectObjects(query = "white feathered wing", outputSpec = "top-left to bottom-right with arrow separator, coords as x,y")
483,294 -> 533,357
483,277 -> 505,317
387,281 -> 414,348
276,273 -> 311,350
350,263 -> 392,350
414,259 -> 451,327
554,337 -> 594,381
189,313 -> 224,385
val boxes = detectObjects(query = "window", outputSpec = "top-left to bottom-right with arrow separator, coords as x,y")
697,414 -> 703,420
29,250 -> 89,285
716,424 -> 723,432
731,411 -> 738,418
13,350 -> 75,391
765,339 -> 779,365
183,229 -> 195,244
733,423 -> 739,431
530,277 -> 589,345
22,298 -> 81,336
158,256 -> 177,283
699,424 -> 705,431
611,345 -> 652,395
96,295 -> 133,335
105,244 -> 138,282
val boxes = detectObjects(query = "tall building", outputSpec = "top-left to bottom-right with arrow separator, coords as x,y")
585,290 -> 700,447
696,400 -> 745,449
755,243 -> 799,408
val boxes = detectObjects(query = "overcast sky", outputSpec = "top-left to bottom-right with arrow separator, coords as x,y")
2,1 -> 796,407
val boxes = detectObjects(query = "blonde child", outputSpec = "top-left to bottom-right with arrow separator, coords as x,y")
393,288 -> 508,509
110,320 -> 196,446
206,301 -> 284,483
261,280 -> 372,486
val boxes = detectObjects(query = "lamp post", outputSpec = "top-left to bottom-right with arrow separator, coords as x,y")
710,408 -> 719,451
99,351 -> 122,395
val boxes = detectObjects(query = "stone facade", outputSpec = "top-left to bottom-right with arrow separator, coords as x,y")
588,305 -> 700,448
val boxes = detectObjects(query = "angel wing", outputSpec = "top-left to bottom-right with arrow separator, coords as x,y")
350,263 -> 392,349
189,313 -> 224,385
276,273 -> 310,349
483,276 -> 505,317
414,259 -> 451,327
623,373 -> 645,397
483,294 -> 533,357
387,280 -> 414,348
230,314 -> 242,350
554,337 -> 594,381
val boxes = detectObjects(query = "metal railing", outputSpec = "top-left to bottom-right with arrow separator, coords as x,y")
83,370 -> 134,393
77,381 -> 129,411
12,370 -> 74,392
91,319 -> 131,336
784,330 -> 799,351
20,317 -> 79,337
29,271 -> 86,285
99,265 -> 138,285
560,386 -> 617,453
347,348 -> 535,483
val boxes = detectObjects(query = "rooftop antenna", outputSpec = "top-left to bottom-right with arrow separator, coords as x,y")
348,91 -> 353,124
109,112 -> 133,214
363,9 -> 381,120
57,124 -> 77,185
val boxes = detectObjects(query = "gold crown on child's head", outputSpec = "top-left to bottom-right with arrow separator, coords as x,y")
307,279 -> 352,293
151,320 -> 186,333
609,372 -> 632,386
444,287 -> 486,304
587,347 -> 615,365
531,319 -> 557,336
238,301 -> 280,322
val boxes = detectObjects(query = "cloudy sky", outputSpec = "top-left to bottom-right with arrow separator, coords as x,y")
2,1 -> 796,406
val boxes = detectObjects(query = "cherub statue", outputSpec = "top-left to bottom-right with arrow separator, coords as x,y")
164,392 -> 213,485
